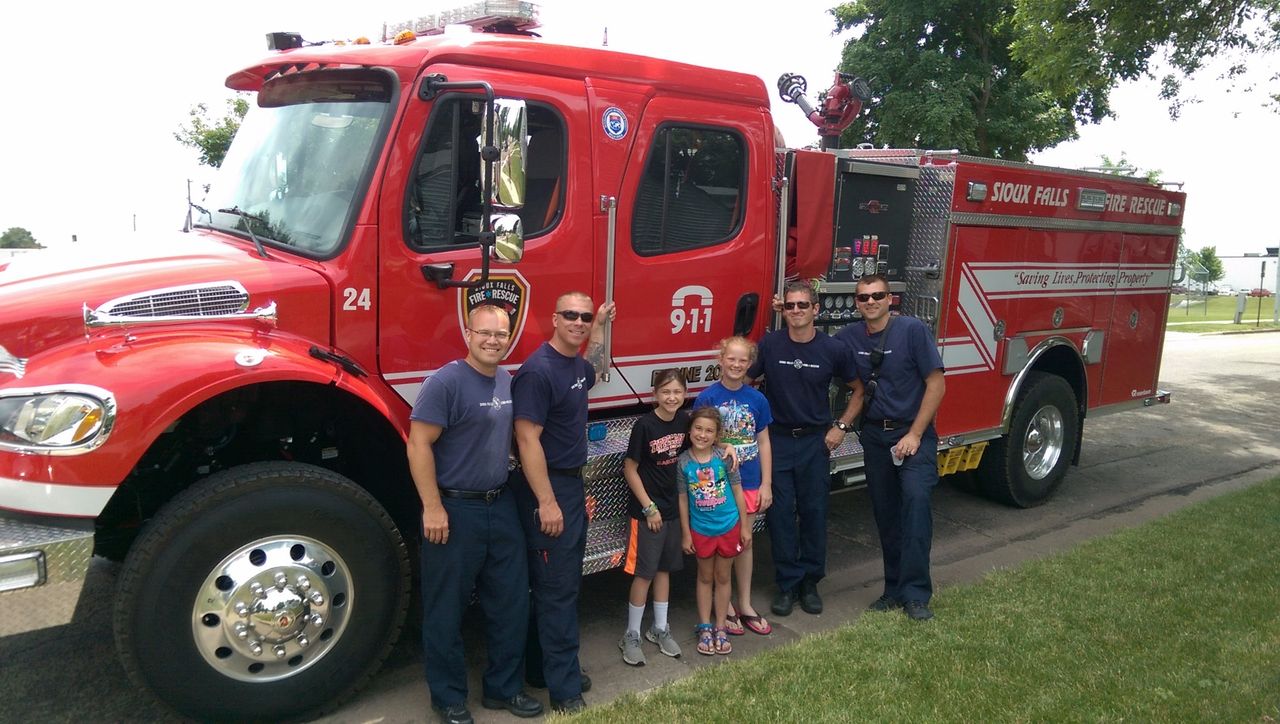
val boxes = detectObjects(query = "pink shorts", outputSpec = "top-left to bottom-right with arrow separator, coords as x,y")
742,488 -> 761,515
691,523 -> 743,559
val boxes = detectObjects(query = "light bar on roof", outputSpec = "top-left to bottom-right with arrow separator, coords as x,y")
385,1 -> 540,38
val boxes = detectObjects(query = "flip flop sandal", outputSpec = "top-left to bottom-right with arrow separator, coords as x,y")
723,613 -> 746,635
740,613 -> 772,635
714,627 -> 733,655
696,624 -> 716,656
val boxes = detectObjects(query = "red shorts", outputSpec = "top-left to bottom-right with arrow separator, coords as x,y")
691,523 -> 743,559
742,488 -> 760,515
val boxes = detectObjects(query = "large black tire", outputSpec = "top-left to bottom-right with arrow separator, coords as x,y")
978,372 -> 1080,508
113,462 -> 410,722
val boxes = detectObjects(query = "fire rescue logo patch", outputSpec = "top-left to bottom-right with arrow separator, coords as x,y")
602,107 -> 628,141
457,269 -> 531,361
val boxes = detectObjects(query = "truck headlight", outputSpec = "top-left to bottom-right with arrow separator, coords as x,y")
0,385 -> 116,454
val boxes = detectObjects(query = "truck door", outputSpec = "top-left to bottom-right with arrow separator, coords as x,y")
598,95 -> 774,401
376,65 -> 591,404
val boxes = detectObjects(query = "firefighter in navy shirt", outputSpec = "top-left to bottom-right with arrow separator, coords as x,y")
835,273 -> 946,622
407,305 -> 542,724
509,291 -> 615,714
749,281 -> 862,618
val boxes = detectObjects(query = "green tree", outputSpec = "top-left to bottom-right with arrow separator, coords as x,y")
0,227 -> 43,249
1186,246 -> 1226,284
832,0 -> 1080,159
1011,0 -> 1280,119
174,96 -> 250,168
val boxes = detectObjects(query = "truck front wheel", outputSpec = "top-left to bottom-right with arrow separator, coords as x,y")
113,462 -> 409,721
978,372 -> 1079,508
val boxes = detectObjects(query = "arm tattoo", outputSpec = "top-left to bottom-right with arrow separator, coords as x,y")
585,341 -> 607,379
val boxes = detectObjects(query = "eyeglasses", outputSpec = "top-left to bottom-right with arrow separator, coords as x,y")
555,310 -> 595,323
856,291 -> 890,303
783,301 -> 813,310
468,328 -> 511,341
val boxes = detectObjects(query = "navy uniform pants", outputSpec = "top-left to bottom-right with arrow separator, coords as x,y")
861,424 -> 939,604
420,491 -> 528,710
768,432 -> 831,593
509,469 -> 587,703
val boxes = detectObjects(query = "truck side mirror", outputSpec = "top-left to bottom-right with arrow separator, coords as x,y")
485,99 -> 527,209
491,213 -> 524,263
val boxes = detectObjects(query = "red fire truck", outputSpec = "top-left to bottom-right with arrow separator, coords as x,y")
0,5 -> 1181,719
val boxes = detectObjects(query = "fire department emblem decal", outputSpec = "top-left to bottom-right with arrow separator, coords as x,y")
457,269 -> 531,360
602,107 -> 628,141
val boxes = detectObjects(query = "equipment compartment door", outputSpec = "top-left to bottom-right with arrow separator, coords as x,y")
1097,233 -> 1176,406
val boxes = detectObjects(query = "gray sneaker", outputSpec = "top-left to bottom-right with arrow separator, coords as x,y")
645,625 -> 682,658
619,630 -> 646,666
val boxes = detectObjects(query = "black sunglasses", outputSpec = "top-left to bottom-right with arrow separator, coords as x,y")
783,301 -> 813,310
856,291 -> 890,303
556,310 -> 595,323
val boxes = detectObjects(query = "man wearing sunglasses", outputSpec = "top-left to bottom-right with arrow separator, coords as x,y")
836,274 -> 945,622
510,291 -> 615,714
408,305 -> 542,723
749,281 -> 861,618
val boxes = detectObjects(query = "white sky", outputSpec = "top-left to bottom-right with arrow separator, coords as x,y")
1,0 -> 1275,287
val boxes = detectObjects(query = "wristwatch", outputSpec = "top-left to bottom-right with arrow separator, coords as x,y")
832,420 -> 852,432
642,502 -> 660,517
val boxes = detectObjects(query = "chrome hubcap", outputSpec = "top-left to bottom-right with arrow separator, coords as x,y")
192,535 -> 351,682
1022,405 -> 1064,480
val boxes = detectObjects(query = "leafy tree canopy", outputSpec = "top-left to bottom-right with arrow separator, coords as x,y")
1011,0 -> 1280,119
174,96 -> 250,168
0,227 -> 43,249
833,0 -> 1080,160
1186,246 -> 1226,283
831,0 -> 1279,159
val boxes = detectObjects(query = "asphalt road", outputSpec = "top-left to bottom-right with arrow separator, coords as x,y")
2,331 -> 1277,723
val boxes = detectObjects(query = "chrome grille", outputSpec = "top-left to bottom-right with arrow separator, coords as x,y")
98,282 -> 249,319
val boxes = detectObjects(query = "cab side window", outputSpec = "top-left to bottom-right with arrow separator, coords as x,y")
631,125 -> 745,256
406,96 -> 564,250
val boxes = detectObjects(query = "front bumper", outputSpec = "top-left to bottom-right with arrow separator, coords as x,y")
0,512 -> 93,636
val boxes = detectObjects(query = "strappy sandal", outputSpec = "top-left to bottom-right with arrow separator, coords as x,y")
714,627 -> 732,655
696,624 -> 715,656
740,613 -> 772,635
723,612 -> 746,636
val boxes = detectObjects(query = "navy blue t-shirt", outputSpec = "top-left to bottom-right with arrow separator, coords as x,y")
747,329 -> 856,427
409,360 -> 513,491
836,316 -> 944,423
512,341 -> 596,469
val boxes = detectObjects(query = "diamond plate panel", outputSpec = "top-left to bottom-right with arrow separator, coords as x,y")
0,515 -> 93,635
903,163 -> 956,328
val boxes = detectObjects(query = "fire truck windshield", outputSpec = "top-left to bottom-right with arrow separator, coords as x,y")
199,70 -> 392,257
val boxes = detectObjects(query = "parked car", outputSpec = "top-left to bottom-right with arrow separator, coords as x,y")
1171,284 -> 1188,294
1249,288 -> 1274,297
1216,285 -> 1236,296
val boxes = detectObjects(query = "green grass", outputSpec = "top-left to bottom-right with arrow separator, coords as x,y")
1168,321 -> 1280,334
572,477 -> 1280,723
1167,293 -> 1274,323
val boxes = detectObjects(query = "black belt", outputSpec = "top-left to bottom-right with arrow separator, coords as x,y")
547,466 -> 583,478
439,486 -> 506,503
865,419 -> 913,431
768,424 -> 826,438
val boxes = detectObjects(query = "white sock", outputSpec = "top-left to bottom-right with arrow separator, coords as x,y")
653,601 -> 669,631
627,603 -> 645,635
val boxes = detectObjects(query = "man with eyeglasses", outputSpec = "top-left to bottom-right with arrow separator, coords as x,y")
510,291 -> 615,714
408,304 -> 542,724
836,273 -> 945,622
750,281 -> 861,617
